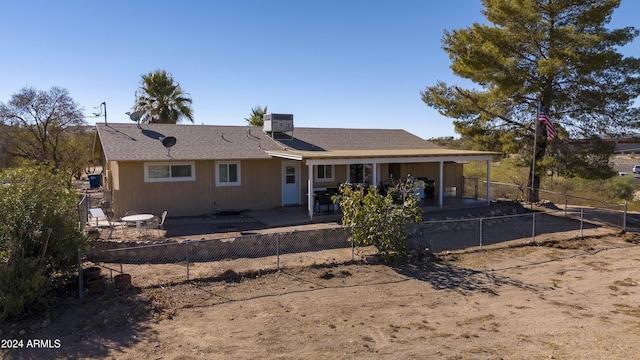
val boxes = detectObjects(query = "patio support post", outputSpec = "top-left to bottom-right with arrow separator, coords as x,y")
486,159 -> 491,205
186,241 -> 190,282
372,161 -> 378,188
308,165 -> 314,220
438,161 -> 444,209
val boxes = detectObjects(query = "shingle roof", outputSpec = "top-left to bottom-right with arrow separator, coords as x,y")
269,128 -> 441,151
95,123 -> 443,162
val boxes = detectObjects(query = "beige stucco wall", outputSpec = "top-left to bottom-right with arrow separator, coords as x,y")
109,159 -> 284,217
106,159 -> 467,218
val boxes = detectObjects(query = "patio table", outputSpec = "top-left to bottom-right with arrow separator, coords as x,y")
121,213 -> 154,233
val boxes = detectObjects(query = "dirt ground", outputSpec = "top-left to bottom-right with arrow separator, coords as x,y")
1,230 -> 640,359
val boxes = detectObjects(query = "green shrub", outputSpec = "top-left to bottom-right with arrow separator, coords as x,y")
335,182 -> 422,262
607,176 -> 635,201
0,166 -> 88,320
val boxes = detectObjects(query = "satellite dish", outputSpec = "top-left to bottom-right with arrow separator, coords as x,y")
162,136 -> 177,148
161,136 -> 177,157
129,110 -> 145,122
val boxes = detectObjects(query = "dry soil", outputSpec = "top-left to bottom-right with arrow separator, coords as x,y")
2,231 -> 640,359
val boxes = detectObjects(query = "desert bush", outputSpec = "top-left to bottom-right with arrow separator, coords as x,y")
335,182 -> 422,262
0,166 -> 87,320
607,176 -> 636,201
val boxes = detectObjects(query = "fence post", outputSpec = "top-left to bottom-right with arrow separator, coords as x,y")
186,241 -> 190,282
564,194 -> 568,217
479,218 -> 483,249
474,179 -> 478,199
78,248 -> 83,300
351,226 -> 355,261
623,201 -> 628,232
83,192 -> 90,230
276,233 -> 280,270
580,208 -> 584,237
531,212 -> 536,242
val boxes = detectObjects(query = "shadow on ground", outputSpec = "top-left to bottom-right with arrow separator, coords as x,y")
1,285 -> 155,360
394,260 -> 548,296
162,214 -> 268,238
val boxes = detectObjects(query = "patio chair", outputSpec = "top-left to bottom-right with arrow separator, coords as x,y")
106,214 -> 128,240
145,210 -> 167,237
123,210 -> 140,229
314,192 -> 335,214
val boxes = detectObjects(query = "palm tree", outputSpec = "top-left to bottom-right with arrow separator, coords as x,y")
244,105 -> 268,126
134,70 -> 194,124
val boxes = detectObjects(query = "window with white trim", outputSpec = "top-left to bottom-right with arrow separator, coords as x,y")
216,161 -> 241,186
144,161 -> 195,182
315,165 -> 334,182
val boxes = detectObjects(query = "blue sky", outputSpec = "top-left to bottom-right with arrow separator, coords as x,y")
1,1 -> 638,140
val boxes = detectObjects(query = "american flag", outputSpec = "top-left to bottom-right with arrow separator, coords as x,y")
538,105 -> 557,140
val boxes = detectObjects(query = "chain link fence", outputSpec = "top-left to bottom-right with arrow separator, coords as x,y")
78,201 -> 624,299
462,179 -> 627,229
411,207 -> 620,253
77,189 -> 113,230
78,226 -> 366,299
77,179 -> 628,299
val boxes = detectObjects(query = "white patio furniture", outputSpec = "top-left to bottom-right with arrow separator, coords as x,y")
145,210 -> 167,237
122,213 -> 155,234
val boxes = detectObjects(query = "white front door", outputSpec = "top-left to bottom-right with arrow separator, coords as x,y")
282,161 -> 300,205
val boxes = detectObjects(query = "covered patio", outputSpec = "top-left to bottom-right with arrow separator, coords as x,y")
245,196 -> 489,228
265,148 -> 498,220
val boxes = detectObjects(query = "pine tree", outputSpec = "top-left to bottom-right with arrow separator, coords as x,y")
422,0 -> 640,201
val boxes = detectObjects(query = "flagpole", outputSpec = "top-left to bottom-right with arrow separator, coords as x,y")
530,101 -> 539,205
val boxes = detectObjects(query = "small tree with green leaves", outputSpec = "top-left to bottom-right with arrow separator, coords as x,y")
0,86 -> 86,173
0,166 -> 87,320
336,182 -> 422,262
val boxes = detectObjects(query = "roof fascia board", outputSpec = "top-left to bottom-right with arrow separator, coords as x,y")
305,155 -> 494,165
93,128 -> 109,164
265,151 -> 304,161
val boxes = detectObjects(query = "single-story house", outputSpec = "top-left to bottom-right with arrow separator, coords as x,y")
92,115 -> 497,219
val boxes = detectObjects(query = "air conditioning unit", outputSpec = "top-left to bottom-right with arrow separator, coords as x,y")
263,113 -> 293,133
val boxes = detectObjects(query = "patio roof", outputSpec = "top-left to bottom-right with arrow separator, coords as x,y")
266,148 -> 499,164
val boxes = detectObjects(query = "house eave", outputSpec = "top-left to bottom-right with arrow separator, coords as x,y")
266,148 -> 498,165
